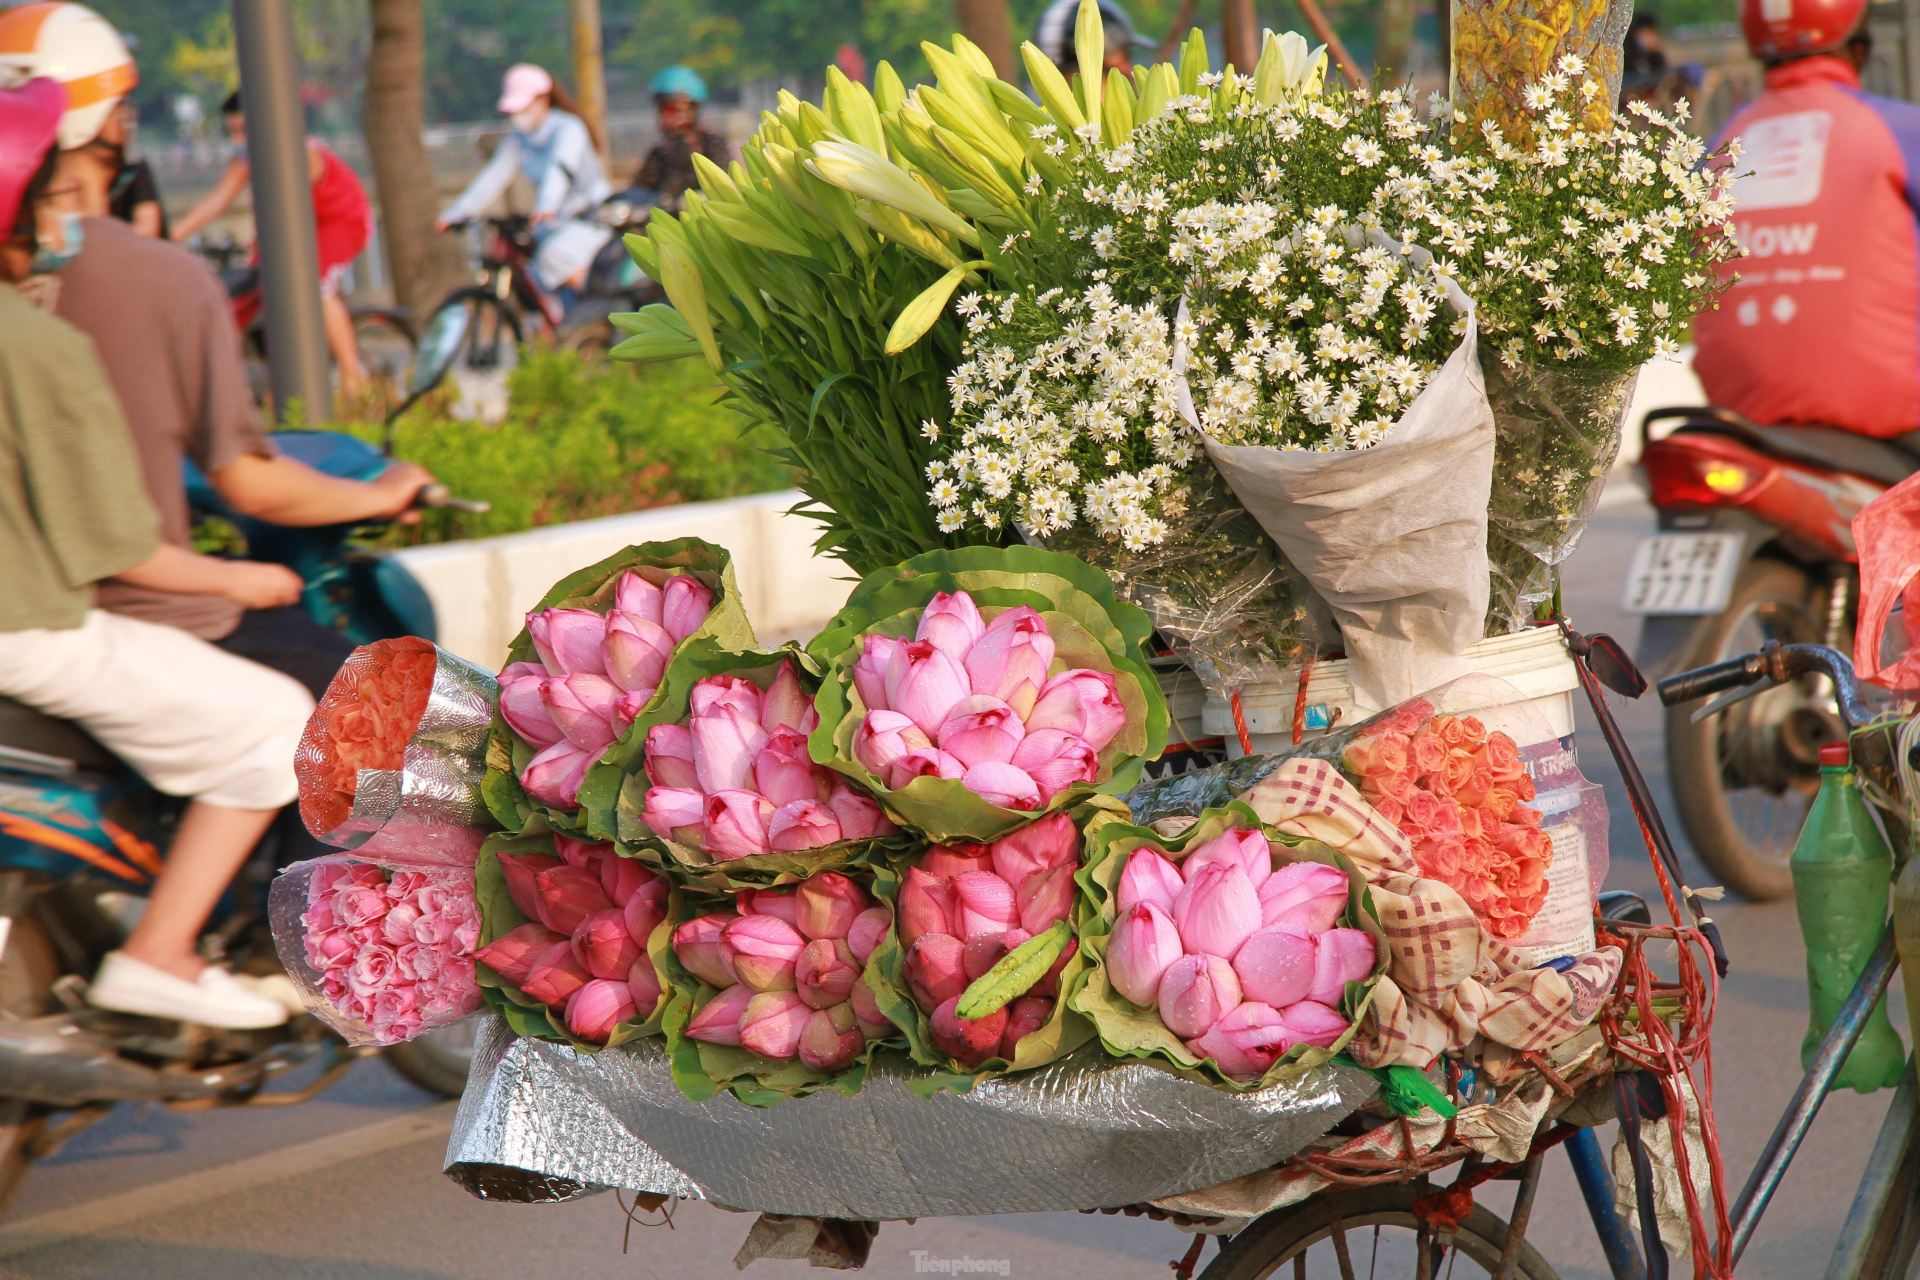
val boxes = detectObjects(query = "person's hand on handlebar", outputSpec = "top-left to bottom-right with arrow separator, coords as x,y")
371,461 -> 437,525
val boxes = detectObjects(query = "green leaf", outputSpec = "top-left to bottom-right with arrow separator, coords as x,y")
956,921 -> 1070,1019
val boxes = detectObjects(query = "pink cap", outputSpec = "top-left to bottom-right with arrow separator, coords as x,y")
497,63 -> 554,114
0,78 -> 64,236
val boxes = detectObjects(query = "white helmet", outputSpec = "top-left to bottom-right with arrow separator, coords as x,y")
0,2 -> 137,150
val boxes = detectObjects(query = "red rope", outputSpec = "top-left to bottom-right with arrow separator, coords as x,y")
1291,652 -> 1318,746
1229,689 -> 1253,756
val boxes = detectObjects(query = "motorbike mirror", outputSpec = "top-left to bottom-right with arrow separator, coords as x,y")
1585,633 -> 1649,699
409,302 -> 472,398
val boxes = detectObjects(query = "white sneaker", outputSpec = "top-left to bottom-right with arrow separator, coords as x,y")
89,952 -> 290,1029
228,971 -> 307,1017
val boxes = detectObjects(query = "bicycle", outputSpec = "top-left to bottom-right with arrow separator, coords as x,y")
1185,633 -> 1919,1280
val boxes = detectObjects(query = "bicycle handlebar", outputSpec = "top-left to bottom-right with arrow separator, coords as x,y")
414,484 -> 490,514
1657,641 -> 1875,730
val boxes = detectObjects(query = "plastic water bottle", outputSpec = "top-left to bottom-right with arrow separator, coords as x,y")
1792,742 -> 1906,1093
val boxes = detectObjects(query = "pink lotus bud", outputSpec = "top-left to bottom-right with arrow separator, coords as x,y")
1172,862 -> 1262,960
904,933 -> 967,1010
628,957 -> 662,1017
496,660 -> 548,687
1308,928 -> 1378,1005
521,942 -> 590,1009
915,590 -> 986,655
571,908 -> 640,981
1158,952 -> 1243,1039
923,843 -> 995,880
692,705 -> 768,795
736,887 -> 800,926
849,974 -> 891,1038
850,634 -> 906,713
1030,936 -> 1078,999
613,570 -> 663,624
1001,994 -> 1053,1059
690,674 -> 763,721
854,710 -> 933,777
740,989 -> 811,1059
640,786 -> 706,846
963,928 -> 1029,982
624,896 -> 664,953
704,790 -> 775,860
936,695 -> 1026,768
1277,999 -> 1350,1047
798,1001 -> 865,1070
1028,669 -> 1127,752
893,640 -> 972,737
672,913 -> 739,988
496,851 -> 562,923
846,906 -> 890,965
685,983 -> 754,1044
474,922 -> 566,985
795,938 -> 859,1009
519,741 -> 591,808
1015,863 -> 1075,934
952,870 -> 1020,938
599,852 -> 658,907
604,611 -> 675,696
929,995 -> 1008,1067
961,762 -> 1041,810
1116,850 -> 1184,917
564,977 -> 637,1042
527,608 -> 608,678
899,867 -> 960,946
768,800 -> 842,852
795,871 -> 869,940
643,723 -> 699,789
1010,729 -> 1101,801
885,748 -> 966,791
988,812 -> 1078,885
827,781 -> 896,840
661,574 -> 716,643
1107,901 -> 1183,1006
964,607 -> 1056,718
760,659 -> 816,735
552,837 -> 600,870
1232,924 -> 1316,1008
721,914 -> 805,991
754,727 -> 828,807
1181,829 -> 1272,892
533,865 -> 615,935
500,675 -> 565,747
1258,862 -> 1350,931
1187,1001 -> 1293,1078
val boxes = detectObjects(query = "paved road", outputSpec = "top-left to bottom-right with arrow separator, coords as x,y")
0,482 -> 1901,1280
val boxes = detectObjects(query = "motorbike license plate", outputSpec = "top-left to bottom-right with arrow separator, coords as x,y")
1620,532 -> 1746,614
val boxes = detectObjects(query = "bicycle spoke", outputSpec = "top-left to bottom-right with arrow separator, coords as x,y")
1293,1255 -> 1305,1280
1329,1212 -> 1357,1280
1368,1223 -> 1379,1280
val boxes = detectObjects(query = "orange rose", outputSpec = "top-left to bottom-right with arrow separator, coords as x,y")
1409,729 -> 1448,774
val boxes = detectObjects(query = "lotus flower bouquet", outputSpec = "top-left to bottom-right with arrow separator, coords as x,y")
869,811 -> 1092,1072
484,541 -> 754,840
1073,808 -> 1383,1086
269,856 -> 482,1047
667,871 -> 896,1101
811,546 -> 1167,843
470,833 -> 676,1048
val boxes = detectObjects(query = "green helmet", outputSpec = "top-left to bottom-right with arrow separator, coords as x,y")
649,65 -> 707,103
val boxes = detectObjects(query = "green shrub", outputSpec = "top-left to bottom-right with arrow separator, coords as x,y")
345,351 -> 796,546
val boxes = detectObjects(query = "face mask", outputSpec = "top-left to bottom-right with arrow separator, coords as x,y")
508,108 -> 543,133
30,213 -> 83,275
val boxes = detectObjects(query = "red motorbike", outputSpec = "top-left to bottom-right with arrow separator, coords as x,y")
1630,406 -> 1907,898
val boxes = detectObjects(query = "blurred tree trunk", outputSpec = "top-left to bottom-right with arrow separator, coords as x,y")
1221,0 -> 1259,75
365,0 -> 466,318
954,0 -> 1016,80
1377,0 -> 1415,83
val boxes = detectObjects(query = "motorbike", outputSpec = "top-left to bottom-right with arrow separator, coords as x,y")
0,312 -> 485,1214
1629,404 -> 1911,899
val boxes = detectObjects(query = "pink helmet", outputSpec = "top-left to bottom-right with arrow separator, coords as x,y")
0,77 -> 63,237
1741,0 -> 1869,62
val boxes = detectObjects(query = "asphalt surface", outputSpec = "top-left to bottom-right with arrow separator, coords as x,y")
0,480 -> 1900,1280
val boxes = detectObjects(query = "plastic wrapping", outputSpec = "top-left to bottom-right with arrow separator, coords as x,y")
1484,362 -> 1641,634
1854,470 -> 1920,689
444,1015 -> 1378,1217
294,639 -> 498,868
270,856 -> 482,1047
1452,0 -> 1634,140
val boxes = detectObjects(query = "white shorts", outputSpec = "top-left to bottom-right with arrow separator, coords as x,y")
532,219 -> 613,291
0,611 -> 314,810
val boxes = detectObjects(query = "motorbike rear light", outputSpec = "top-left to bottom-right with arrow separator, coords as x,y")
1642,438 -> 1772,509
1701,463 -> 1752,495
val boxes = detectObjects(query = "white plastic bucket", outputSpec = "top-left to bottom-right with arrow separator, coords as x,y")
1199,625 -> 1581,758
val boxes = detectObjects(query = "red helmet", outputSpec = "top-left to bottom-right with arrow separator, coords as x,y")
0,77 -> 64,237
1741,0 -> 1868,62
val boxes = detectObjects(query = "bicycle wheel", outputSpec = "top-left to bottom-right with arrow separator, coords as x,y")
428,286 -> 523,422
1199,1183 -> 1559,1280
350,307 -> 416,396
384,1018 -> 477,1098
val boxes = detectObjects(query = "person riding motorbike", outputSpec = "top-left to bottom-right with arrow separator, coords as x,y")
627,65 -> 727,215
0,77 -> 306,1030
168,89 -> 375,395
1692,0 -> 1920,437
435,64 -> 611,307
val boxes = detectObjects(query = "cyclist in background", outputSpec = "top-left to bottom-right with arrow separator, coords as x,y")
1034,0 -> 1146,78
169,89 -> 374,396
435,63 -> 611,306
629,65 -> 727,214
